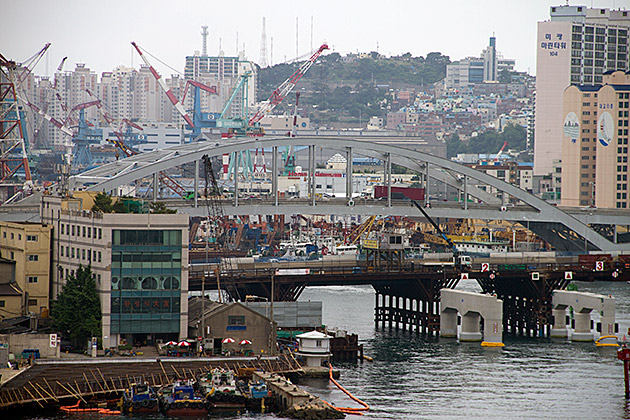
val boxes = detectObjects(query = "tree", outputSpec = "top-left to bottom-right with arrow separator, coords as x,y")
149,202 -> 176,214
92,192 -> 113,213
51,265 -> 101,351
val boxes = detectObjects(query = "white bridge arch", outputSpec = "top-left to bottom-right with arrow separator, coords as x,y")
71,136 -> 630,252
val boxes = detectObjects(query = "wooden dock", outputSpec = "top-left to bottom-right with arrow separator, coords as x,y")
0,355 -> 302,410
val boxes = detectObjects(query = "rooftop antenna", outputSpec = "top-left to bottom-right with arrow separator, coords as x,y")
201,25 -> 209,56
296,17 -> 299,59
260,17 -> 268,67
310,16 -> 313,52
236,32 -> 239,55
270,37 -> 274,66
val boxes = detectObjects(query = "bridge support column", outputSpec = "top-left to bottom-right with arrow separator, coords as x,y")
309,145 -> 315,206
601,297 -> 616,336
386,153 -> 391,208
346,147 -> 353,203
194,159 -> 199,208
272,146 -> 278,206
233,155 -> 238,206
424,163 -> 429,206
440,309 -> 458,337
463,175 -> 468,210
153,172 -> 158,202
550,307 -> 569,338
573,310 -> 594,342
460,312 -> 483,342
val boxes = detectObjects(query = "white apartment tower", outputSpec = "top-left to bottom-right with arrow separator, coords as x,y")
534,5 -> 630,176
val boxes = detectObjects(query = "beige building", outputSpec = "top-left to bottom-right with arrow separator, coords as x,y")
0,257 -> 21,320
41,192 -> 189,349
562,70 -> 630,208
534,5 -> 630,176
0,222 -> 52,316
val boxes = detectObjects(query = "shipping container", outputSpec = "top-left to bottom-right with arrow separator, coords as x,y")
373,185 -> 425,201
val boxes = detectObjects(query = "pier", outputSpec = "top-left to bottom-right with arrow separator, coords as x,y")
0,356 -> 302,411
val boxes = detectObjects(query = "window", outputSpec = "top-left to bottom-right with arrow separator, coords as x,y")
316,340 -> 322,347
0,301 -> 4,308
71,225 -> 75,236
82,226 -> 86,237
28,299 -> 37,306
88,227 -> 91,238
26,235 -> 37,242
82,249 -> 85,260
228,315 -> 245,325
98,228 -> 102,239
28,276 -> 38,283
28,254 -> 38,262
10,233 -> 14,239
18,234 -> 21,240
71,248 -> 75,258
98,251 -> 102,263
61,224 -> 65,235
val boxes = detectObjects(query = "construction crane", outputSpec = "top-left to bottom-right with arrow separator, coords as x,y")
249,43 -> 328,125
0,51 -> 39,193
411,200 -> 464,268
495,141 -> 508,162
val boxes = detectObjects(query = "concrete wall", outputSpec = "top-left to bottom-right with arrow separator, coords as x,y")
0,334 -> 59,358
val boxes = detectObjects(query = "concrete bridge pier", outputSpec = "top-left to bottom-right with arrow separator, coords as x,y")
573,310 -> 594,342
440,309 -> 458,338
550,307 -> 569,338
460,312 -> 483,342
551,290 -> 617,342
440,289 -> 504,346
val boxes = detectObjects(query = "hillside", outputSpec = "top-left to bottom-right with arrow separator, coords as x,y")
257,52 -> 450,126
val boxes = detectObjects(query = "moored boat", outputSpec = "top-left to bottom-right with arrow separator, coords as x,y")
159,380 -> 209,416
198,368 -> 246,409
121,382 -> 159,414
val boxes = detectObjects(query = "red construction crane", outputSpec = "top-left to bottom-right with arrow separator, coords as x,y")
131,42 -> 195,128
249,43 -> 328,125
0,45 -> 51,187
495,141 -> 508,162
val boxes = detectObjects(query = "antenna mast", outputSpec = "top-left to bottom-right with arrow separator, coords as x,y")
259,17 -> 268,67
201,25 -> 209,56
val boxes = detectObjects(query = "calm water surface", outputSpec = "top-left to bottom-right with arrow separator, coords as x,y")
19,280 -> 630,420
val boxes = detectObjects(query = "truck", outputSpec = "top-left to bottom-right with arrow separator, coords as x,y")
374,185 -> 425,201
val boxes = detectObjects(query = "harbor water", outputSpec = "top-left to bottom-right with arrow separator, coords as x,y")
17,280 -> 630,419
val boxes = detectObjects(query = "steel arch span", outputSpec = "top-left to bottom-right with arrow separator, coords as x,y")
70,136 -> 629,252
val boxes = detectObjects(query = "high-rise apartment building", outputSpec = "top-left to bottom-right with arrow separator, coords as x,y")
562,70 -> 630,209
534,5 -> 630,176
183,51 -> 257,117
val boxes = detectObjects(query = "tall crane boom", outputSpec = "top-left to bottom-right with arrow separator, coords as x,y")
131,41 -> 195,128
249,43 -> 328,125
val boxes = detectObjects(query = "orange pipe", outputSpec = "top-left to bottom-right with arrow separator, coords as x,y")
321,364 -> 369,415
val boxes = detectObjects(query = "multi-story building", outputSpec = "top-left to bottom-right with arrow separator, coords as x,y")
562,70 -> 630,208
468,161 -> 534,202
41,192 -> 189,349
445,37 -> 516,90
0,222 -> 53,316
183,52 -> 256,117
534,5 -> 630,176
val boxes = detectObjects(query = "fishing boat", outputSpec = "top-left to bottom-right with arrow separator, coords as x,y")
198,368 -> 246,409
159,380 -> 209,416
121,382 -> 159,413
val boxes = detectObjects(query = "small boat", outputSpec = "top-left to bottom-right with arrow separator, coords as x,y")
60,400 -> 121,415
596,335 -> 619,347
198,368 -> 246,409
121,382 -> 159,413
159,380 -> 209,416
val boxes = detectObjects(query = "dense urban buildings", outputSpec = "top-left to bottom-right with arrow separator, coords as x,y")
534,5 -> 630,176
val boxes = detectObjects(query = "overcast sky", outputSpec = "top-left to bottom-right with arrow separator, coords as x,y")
2,0 -> 627,79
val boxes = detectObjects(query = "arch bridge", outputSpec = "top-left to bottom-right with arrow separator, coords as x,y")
70,136 -> 630,252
